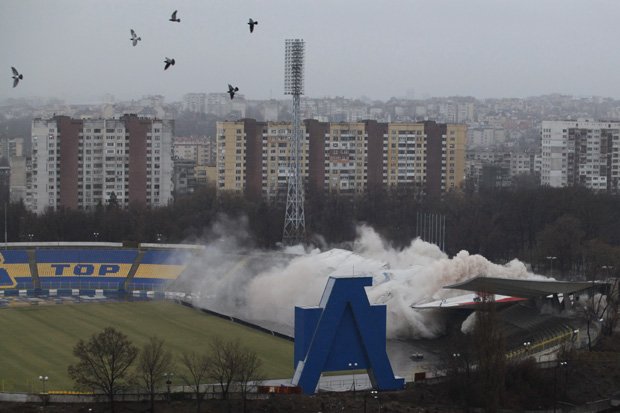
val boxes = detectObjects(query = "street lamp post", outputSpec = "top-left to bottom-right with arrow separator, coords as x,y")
38,375 -> 48,393
364,389 -> 378,413
546,256 -> 557,276
554,361 -> 568,413
156,233 -> 163,243
93,232 -> 100,241
452,353 -> 461,375
348,362 -> 358,392
163,372 -> 173,402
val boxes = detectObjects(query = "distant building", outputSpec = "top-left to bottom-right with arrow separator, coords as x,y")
9,156 -> 27,203
173,136 -> 214,165
0,158 -> 10,205
27,115 -> 173,213
0,137 -> 25,159
466,150 -> 540,190
183,93 -> 207,113
207,93 -> 246,118
194,164 -> 216,187
172,158 -> 196,196
541,119 -> 620,191
216,119 -> 466,200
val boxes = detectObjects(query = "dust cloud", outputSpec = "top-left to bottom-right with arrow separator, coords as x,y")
179,218 -> 547,339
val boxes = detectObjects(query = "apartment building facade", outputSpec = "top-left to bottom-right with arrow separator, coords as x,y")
541,119 -> 620,191
216,119 -> 466,200
28,115 -> 173,213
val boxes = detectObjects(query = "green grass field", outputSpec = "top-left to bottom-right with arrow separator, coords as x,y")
0,301 -> 294,393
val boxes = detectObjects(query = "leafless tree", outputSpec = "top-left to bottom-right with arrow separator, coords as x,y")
208,336 -> 240,400
236,347 -> 264,413
137,336 -> 173,412
180,351 -> 210,413
68,327 -> 138,413
207,337 -> 264,411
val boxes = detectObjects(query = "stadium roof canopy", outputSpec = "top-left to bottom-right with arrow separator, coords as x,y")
445,276 -> 595,298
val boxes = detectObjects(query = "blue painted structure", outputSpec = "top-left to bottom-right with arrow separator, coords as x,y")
292,276 -> 405,394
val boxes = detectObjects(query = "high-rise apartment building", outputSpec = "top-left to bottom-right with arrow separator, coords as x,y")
216,119 -> 466,200
262,121 -> 309,200
384,123 -> 426,191
28,115 -> 173,213
324,122 -> 367,194
541,119 -> 620,191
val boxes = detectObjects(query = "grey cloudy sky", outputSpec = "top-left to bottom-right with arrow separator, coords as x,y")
2,0 -> 620,103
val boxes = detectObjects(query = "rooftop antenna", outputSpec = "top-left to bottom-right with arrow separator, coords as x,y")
282,39 -> 306,245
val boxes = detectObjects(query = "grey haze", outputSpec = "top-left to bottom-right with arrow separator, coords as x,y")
1,0 -> 619,102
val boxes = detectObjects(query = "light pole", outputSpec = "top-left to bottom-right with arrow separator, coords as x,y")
546,256 -> 557,277
348,362 -> 358,392
156,233 -> 163,243
93,232 -> 100,241
38,375 -> 48,393
163,372 -> 173,402
554,361 -> 568,413
452,353 -> 461,375
523,341 -> 531,357
27,233 -> 34,242
364,389 -> 378,413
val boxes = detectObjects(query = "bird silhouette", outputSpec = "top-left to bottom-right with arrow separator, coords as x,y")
248,18 -> 258,33
169,10 -> 180,22
164,58 -> 176,70
130,29 -> 142,46
228,84 -> 239,99
11,67 -> 23,88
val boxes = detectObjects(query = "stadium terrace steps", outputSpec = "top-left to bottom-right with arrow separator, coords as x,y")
124,250 -> 146,290
27,249 -> 39,288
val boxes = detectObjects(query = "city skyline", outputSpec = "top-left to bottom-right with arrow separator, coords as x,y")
3,1 -> 620,102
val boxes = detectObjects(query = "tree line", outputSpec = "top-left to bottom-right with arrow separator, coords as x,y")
6,184 -> 620,279
67,327 -> 263,413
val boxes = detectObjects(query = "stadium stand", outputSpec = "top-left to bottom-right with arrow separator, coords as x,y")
0,244 -> 202,294
0,250 -> 33,289
36,248 -> 138,289
128,249 -> 195,291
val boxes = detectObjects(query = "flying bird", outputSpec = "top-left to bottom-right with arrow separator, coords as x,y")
169,10 -> 180,22
248,18 -> 258,33
11,67 -> 23,88
228,84 -> 239,100
130,29 -> 141,46
164,58 -> 176,70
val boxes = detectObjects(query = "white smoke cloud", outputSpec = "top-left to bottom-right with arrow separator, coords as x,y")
182,218 -> 549,339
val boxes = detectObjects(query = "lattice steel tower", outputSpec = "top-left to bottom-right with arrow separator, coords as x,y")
282,39 -> 306,245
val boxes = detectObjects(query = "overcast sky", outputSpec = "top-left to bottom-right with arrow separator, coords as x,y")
2,0 -> 620,103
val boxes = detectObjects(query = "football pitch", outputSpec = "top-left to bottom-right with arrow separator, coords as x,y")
0,300 -> 294,393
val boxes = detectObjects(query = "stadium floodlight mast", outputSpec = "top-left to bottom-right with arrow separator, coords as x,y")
282,39 -> 306,245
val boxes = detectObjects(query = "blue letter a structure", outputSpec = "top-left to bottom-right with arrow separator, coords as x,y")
292,276 -> 405,394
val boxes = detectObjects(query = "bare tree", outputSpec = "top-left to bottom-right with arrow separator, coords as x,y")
180,351 -> 210,413
137,336 -> 173,413
236,347 -> 264,413
68,327 -> 138,413
208,336 -> 240,400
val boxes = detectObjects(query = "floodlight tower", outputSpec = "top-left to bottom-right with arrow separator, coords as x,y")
283,39 -> 306,245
